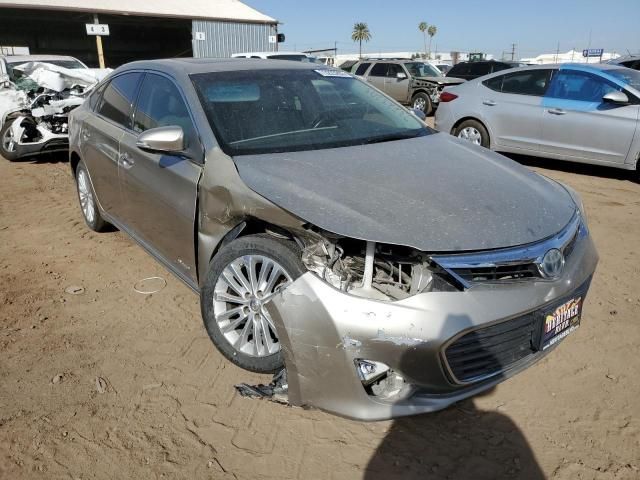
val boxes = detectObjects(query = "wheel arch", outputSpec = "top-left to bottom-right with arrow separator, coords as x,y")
198,216 -> 299,287
450,116 -> 494,148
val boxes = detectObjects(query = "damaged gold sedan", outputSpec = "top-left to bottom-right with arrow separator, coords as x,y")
68,58 -> 598,420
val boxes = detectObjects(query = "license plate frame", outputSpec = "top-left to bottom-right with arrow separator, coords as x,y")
537,295 -> 584,351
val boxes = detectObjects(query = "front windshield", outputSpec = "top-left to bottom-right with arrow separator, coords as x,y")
191,69 -> 431,156
608,68 -> 640,90
404,62 -> 442,77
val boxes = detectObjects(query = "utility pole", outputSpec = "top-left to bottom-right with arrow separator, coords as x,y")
510,43 -> 516,61
554,42 -> 560,63
93,13 -> 105,69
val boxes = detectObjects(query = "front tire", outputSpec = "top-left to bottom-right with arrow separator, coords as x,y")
411,92 -> 433,116
454,119 -> 490,148
75,160 -> 108,232
201,234 -> 306,373
0,121 -> 19,161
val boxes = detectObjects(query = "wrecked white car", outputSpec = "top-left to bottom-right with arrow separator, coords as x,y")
68,59 -> 598,420
0,55 -> 109,161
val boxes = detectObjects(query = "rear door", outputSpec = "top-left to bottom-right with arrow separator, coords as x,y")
366,62 -> 388,92
540,69 -> 639,164
481,69 -> 552,151
81,72 -> 142,218
118,72 -> 203,282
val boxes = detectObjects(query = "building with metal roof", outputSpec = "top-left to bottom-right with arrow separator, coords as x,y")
0,0 -> 280,67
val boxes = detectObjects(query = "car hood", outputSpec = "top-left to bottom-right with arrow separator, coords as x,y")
415,76 -> 465,85
233,133 -> 576,252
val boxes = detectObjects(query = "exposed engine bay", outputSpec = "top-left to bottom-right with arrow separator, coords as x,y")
298,226 -> 451,301
1,61 -> 109,159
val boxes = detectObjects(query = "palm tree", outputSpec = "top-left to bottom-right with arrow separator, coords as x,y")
418,22 -> 428,59
427,25 -> 437,59
352,23 -> 372,59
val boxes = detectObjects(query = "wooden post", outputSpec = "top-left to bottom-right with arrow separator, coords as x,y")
93,14 -> 105,68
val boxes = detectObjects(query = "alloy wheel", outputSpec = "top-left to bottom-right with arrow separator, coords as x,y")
2,126 -> 16,152
457,126 -> 483,145
413,97 -> 427,111
213,255 -> 292,357
77,169 -> 96,224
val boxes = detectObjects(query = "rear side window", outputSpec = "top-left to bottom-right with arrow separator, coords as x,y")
354,62 -> 371,75
500,69 -> 552,96
96,72 -> 142,128
133,73 -> 196,143
369,63 -> 388,77
483,75 -> 503,92
88,82 -> 108,110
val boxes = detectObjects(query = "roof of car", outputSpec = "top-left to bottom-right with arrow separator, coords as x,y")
115,58 -> 325,76
1,54 -> 82,63
232,51 -> 310,57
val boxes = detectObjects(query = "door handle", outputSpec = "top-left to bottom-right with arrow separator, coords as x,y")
482,100 -> 497,106
119,153 -> 134,169
547,108 -> 566,115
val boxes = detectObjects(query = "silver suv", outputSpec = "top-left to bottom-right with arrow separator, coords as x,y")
351,59 -> 465,115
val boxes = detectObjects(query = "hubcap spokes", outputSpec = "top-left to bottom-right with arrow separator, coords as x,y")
2,128 -> 16,152
77,170 -> 95,223
413,98 -> 426,110
213,255 -> 292,357
458,127 -> 482,145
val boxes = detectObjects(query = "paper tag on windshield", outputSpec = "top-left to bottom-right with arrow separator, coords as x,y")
314,69 -> 353,78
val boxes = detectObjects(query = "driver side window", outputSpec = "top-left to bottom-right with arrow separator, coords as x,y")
133,73 -> 196,145
547,70 -> 618,102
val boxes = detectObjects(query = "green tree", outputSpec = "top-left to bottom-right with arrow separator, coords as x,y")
418,22 -> 428,59
427,25 -> 437,59
352,22 -> 372,58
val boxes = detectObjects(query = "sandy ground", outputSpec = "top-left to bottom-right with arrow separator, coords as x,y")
1,132 -> 640,479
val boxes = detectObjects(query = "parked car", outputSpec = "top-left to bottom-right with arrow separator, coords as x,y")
231,51 -> 316,62
435,63 -> 640,174
0,55 -> 109,161
351,58 -> 465,114
445,60 -> 515,81
68,58 -> 597,420
606,54 -> 640,71
432,63 -> 452,74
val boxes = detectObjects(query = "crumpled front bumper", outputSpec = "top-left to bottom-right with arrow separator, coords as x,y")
266,231 -> 598,421
10,115 -> 68,158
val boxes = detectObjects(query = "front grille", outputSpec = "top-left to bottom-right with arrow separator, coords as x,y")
451,263 -> 540,283
443,312 -> 539,384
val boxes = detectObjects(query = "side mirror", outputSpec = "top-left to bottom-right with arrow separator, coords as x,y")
411,108 -> 426,120
396,71 -> 408,80
136,126 -> 184,153
602,91 -> 629,105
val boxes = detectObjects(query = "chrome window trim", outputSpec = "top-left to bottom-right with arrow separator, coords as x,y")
431,211 -> 584,289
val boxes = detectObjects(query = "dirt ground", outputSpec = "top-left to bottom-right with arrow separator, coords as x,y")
1,133 -> 640,479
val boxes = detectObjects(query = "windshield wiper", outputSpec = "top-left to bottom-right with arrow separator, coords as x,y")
364,131 -> 424,145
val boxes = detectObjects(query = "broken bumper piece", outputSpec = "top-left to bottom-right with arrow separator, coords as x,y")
263,233 -> 598,421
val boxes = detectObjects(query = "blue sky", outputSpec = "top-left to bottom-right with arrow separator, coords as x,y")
248,0 -> 639,59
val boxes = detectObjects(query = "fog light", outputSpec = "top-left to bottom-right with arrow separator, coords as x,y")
370,371 -> 406,399
355,359 -> 390,384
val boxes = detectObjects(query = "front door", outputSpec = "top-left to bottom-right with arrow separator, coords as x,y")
540,69 -> 639,164
118,73 -> 202,283
365,62 -> 388,92
384,64 -> 410,102
81,72 -> 142,217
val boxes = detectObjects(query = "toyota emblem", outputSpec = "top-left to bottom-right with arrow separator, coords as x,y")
539,248 -> 565,279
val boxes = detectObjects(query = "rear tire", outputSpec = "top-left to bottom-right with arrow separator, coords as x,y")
454,119 -> 490,148
75,160 -> 109,232
201,234 -> 306,373
0,121 -> 19,161
411,92 -> 433,116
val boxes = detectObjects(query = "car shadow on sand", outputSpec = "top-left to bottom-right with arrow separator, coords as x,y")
504,152 -> 635,182
363,393 -> 544,480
